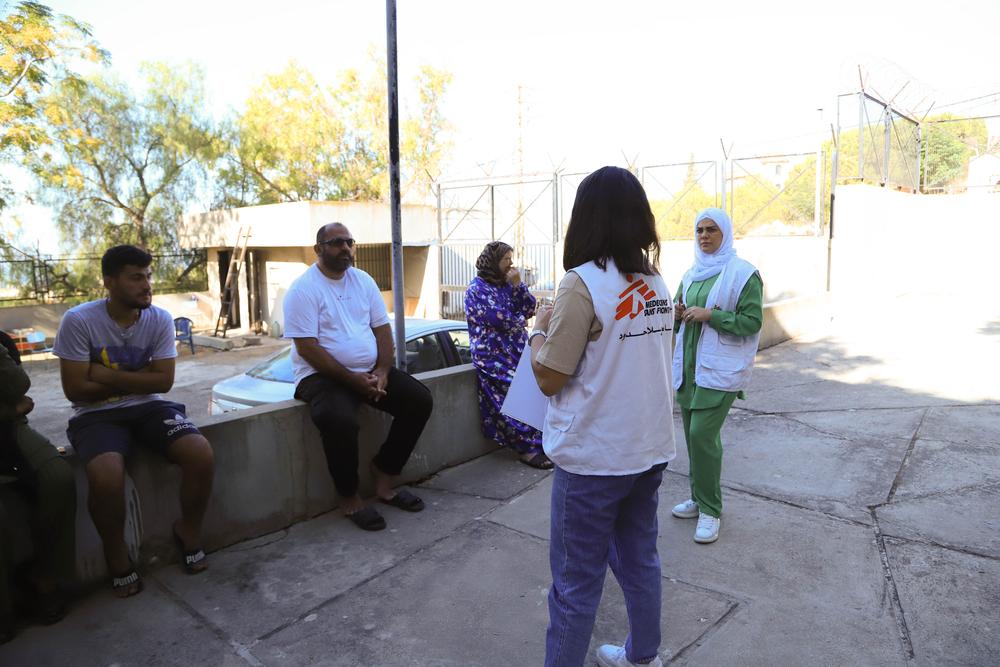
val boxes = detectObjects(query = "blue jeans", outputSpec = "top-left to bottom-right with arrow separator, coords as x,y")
545,462 -> 667,667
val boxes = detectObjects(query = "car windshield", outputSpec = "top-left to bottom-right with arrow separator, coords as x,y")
247,347 -> 295,382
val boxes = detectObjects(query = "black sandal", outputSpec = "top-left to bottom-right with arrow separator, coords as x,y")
379,489 -> 424,512
346,506 -> 387,531
173,527 -> 208,574
111,567 -> 144,598
520,453 -> 554,470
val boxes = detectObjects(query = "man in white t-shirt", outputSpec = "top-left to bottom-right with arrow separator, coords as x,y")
284,223 -> 433,531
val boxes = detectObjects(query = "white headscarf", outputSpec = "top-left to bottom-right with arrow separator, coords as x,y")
682,207 -> 738,287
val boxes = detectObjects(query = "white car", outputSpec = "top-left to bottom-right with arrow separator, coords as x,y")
210,319 -> 471,414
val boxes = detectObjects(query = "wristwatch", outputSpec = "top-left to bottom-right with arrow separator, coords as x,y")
528,329 -> 548,345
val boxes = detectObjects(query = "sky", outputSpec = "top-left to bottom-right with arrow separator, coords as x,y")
7,0 -> 1000,251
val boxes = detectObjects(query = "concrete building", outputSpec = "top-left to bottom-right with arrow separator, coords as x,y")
178,201 -> 442,336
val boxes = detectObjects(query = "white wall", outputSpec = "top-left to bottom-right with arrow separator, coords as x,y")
659,235 -> 828,303
179,201 -> 438,249
831,185 -> 1000,295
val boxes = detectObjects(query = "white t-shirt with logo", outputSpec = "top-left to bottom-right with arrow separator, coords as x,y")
282,264 -> 391,385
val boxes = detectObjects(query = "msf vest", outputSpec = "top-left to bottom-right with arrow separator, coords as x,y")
543,260 -> 677,476
672,257 -> 760,393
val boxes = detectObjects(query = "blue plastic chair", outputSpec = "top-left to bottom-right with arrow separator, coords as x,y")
174,317 -> 196,354
24,331 -> 52,354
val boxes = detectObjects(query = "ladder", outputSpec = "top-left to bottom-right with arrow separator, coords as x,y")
214,226 -> 252,337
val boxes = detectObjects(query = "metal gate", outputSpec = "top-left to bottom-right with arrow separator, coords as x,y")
437,175 -> 559,319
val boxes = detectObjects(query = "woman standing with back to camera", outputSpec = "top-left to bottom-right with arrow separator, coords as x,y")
529,166 -> 675,667
671,207 -> 763,545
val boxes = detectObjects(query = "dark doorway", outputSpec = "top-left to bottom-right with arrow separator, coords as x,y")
246,250 -> 265,334
218,249 -> 241,329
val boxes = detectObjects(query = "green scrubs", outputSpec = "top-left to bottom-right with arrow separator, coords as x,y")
676,272 -> 763,518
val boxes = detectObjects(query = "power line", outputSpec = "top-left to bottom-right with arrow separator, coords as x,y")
935,91 -> 1000,110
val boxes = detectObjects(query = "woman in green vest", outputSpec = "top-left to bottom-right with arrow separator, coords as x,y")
671,208 -> 763,544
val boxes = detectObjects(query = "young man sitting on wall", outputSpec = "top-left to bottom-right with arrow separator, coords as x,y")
54,245 -> 215,597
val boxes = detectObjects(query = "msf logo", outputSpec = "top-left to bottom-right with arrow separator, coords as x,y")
615,274 -> 658,321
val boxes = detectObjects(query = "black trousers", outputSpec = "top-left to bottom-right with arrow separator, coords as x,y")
294,368 -> 433,498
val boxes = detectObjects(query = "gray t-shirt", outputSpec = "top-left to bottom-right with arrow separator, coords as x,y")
53,299 -> 178,416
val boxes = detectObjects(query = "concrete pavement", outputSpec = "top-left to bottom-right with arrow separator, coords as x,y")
2,290 -> 998,665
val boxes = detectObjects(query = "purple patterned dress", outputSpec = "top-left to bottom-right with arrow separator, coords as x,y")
464,276 -> 543,455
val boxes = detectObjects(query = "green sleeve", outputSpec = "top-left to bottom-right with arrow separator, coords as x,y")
674,281 -> 684,321
708,272 -> 763,336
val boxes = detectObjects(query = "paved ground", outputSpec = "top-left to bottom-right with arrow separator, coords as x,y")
2,290 -> 998,666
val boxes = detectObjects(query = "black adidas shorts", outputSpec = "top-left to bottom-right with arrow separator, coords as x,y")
66,400 -> 202,463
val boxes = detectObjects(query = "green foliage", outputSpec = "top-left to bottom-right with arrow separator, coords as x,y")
650,181 -> 715,241
921,114 -> 989,189
0,1 -> 107,212
28,62 -> 219,258
651,153 -> 828,240
833,113 -> 988,191
215,54 -> 452,207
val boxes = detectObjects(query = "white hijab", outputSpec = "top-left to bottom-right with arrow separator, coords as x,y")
682,207 -> 738,288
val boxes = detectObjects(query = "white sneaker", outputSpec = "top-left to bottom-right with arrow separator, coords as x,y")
671,498 -> 699,519
694,512 -> 720,543
596,644 -> 663,667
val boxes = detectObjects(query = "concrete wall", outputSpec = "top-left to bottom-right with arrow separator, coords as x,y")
0,292 -> 217,339
831,185 -> 1000,295
68,364 -> 493,583
0,303 -> 72,339
259,248 -> 313,334
179,201 -> 438,250
154,292 -> 218,330
759,293 -> 832,349
659,235 -> 828,304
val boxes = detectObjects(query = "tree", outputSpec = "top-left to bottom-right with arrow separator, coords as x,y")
0,1 -> 107,211
214,62 -> 344,206
29,62 -> 218,253
921,114 -> 989,190
729,171 -> 791,236
215,54 -> 452,208
649,157 -> 716,240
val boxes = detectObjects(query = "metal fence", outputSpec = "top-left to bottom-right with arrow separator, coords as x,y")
836,91 -> 921,191
641,161 -> 720,236
437,175 -> 560,319
920,113 -> 1000,193
435,94 -> 1000,318
0,249 -> 208,306
435,148 -> 832,319
728,151 -> 827,236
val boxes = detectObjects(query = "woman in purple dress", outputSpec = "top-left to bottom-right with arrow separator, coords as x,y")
464,242 -> 551,469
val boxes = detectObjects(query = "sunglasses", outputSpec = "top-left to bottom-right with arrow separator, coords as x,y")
318,237 -> 355,248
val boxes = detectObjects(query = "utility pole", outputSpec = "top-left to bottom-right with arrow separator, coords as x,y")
514,84 -> 525,259
386,0 -> 405,369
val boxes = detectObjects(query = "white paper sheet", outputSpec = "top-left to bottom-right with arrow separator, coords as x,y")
500,344 -> 548,432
